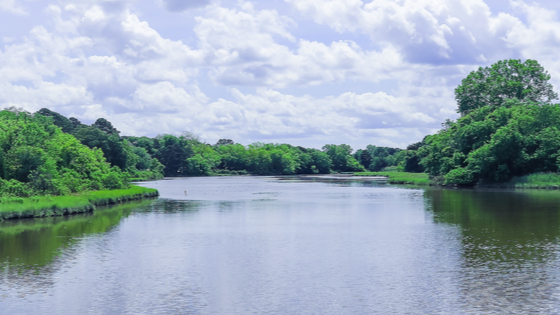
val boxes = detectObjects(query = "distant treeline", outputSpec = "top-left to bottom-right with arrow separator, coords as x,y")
0,107 -> 414,197
29,108 -> 418,177
7,58 -> 547,198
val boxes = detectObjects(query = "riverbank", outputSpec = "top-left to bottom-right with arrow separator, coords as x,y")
354,171 -> 560,190
0,185 -> 159,221
479,173 -> 560,189
354,171 -> 433,185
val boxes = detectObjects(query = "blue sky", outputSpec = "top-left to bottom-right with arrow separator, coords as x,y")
1,0 -> 560,149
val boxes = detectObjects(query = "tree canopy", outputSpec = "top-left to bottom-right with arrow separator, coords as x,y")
455,59 -> 558,115
416,59 -> 560,185
0,110 -> 128,197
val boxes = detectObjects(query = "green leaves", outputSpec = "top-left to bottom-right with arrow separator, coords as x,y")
421,103 -> 560,185
455,59 -> 558,115
0,110 -> 129,197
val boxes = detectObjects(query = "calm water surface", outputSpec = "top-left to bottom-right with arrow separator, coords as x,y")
2,176 -> 560,314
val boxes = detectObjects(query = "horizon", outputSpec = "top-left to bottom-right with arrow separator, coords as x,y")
1,0 -> 560,150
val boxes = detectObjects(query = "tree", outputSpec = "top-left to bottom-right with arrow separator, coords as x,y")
322,144 -> 364,172
37,108 -> 75,133
73,126 -> 129,170
215,139 -> 235,147
455,59 -> 558,115
69,117 -> 84,130
155,135 -> 193,176
0,109 -> 128,197
93,118 -> 120,135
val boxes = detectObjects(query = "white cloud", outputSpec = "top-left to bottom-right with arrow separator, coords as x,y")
195,3 -> 413,87
2,0 -> 560,149
0,0 -> 27,14
284,0 -> 530,64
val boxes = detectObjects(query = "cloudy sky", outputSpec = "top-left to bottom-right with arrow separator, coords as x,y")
1,0 -> 560,149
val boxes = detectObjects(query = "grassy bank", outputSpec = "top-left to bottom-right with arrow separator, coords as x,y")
483,173 -> 560,189
0,185 -> 159,221
354,171 -> 433,185
354,171 -> 560,189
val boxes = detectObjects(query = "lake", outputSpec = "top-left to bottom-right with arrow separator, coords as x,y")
2,176 -> 560,314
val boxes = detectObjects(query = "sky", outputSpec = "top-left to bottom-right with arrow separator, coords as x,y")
1,0 -> 560,150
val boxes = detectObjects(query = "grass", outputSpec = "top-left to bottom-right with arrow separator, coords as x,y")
353,171 -> 433,185
354,171 -> 560,189
499,173 -> 560,189
0,185 -> 159,221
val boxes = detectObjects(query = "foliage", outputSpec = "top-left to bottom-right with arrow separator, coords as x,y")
480,172 -> 560,189
354,145 -> 401,171
37,108 -> 76,133
0,185 -> 158,220
93,118 -> 121,135
419,101 -> 560,185
455,59 -> 558,115
418,59 -> 560,186
5,107 -> 425,184
322,144 -> 365,172
0,109 -> 129,197
354,171 -> 432,185
215,139 -> 235,147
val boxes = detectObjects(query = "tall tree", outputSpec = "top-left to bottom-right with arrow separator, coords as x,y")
93,118 -> 120,135
37,108 -> 75,133
455,59 -> 558,115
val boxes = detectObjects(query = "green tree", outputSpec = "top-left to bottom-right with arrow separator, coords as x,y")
419,101 -> 560,185
455,59 -> 558,115
73,126 -> 129,170
93,118 -> 120,135
37,108 -> 75,133
215,139 -> 235,147
322,144 -> 364,172
0,109 -> 128,197
155,135 -> 193,176
185,143 -> 222,176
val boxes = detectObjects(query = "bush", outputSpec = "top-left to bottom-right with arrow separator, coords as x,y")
444,168 -> 476,186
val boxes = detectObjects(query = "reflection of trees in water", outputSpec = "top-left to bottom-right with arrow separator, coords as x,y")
0,198 -> 211,309
0,200 -> 153,297
425,188 -> 560,313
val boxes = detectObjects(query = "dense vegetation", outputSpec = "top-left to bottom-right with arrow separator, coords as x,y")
1,107 -> 413,198
411,59 -> 560,186
3,58 -> 558,198
0,110 -> 130,198
354,171 -> 431,185
0,185 -> 158,221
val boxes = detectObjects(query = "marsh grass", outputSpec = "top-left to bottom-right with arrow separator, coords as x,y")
355,171 -> 560,189
354,171 -> 432,185
498,173 -> 560,189
0,185 -> 158,221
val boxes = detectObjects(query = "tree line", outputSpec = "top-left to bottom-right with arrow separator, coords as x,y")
0,107 -> 406,197
3,58 -> 550,197
28,108 -> 411,178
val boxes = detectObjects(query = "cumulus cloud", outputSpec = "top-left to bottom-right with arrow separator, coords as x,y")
2,0 -> 560,149
284,0 -> 529,65
92,86 -> 448,148
0,0 -> 27,14
194,3 -> 412,87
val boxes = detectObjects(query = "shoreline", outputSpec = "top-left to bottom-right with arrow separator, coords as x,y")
354,171 -> 560,190
354,171 -> 433,186
0,185 -> 159,221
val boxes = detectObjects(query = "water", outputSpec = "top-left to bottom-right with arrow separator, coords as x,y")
2,176 -> 560,314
